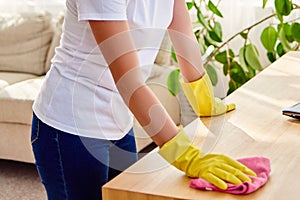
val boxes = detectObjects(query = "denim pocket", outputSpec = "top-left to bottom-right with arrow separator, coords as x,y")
31,114 -> 40,144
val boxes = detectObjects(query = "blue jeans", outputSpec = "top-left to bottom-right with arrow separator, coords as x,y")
31,113 -> 138,200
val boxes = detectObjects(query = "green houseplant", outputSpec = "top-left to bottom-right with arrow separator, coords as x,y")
168,0 -> 300,96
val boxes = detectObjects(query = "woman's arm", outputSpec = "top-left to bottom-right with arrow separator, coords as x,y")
168,0 -> 236,117
89,20 -> 179,147
168,0 -> 205,82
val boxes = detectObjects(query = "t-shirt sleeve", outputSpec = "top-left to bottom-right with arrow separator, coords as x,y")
76,0 -> 127,21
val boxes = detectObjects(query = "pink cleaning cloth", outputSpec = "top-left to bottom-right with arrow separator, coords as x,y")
190,157 -> 271,195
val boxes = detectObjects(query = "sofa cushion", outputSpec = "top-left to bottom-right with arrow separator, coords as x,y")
0,11 -> 53,75
154,32 -> 172,66
0,72 -> 37,90
0,76 -> 44,124
178,85 -> 198,126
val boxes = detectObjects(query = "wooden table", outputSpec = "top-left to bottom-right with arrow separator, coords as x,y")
103,51 -> 300,200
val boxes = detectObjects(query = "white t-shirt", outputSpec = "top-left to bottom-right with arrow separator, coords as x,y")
33,0 -> 174,139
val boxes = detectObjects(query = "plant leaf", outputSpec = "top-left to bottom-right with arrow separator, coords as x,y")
267,51 -> 276,62
284,23 -> 294,42
223,63 -> 228,76
260,26 -> 278,52
228,49 -> 235,58
197,10 -> 210,30
206,63 -> 218,86
227,80 -> 238,95
230,61 -> 248,85
276,43 -> 285,57
198,36 -> 207,55
186,2 -> 193,10
277,12 -> 283,22
246,65 -> 256,79
208,22 -> 223,43
263,0 -> 268,8
208,0 -> 223,18
215,49 -> 234,64
245,44 -> 263,71
240,32 -> 248,39
215,51 -> 227,64
238,47 -> 249,72
277,24 -> 282,32
203,34 -> 218,47
167,68 -> 181,96
214,22 -> 223,41
209,31 -> 222,43
291,22 -> 300,42
275,0 -> 292,16
230,61 -> 247,83
171,46 -> 178,63
278,26 -> 292,52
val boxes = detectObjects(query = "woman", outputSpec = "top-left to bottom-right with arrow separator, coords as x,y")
31,0 -> 256,199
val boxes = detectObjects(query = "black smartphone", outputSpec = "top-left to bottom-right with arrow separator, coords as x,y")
282,102 -> 300,119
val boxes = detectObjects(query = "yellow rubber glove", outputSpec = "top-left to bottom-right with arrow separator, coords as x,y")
158,127 -> 256,190
180,73 -> 235,116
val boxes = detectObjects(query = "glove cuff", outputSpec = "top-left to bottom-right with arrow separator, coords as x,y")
181,73 -> 235,116
180,73 -> 214,116
158,126 -> 194,164
158,126 -> 203,177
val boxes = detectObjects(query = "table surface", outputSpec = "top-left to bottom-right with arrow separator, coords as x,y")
103,51 -> 300,200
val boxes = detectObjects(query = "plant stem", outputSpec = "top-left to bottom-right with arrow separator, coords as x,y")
270,16 -> 300,26
194,0 -> 223,37
192,0 -> 206,37
204,13 -> 276,66
293,3 -> 300,9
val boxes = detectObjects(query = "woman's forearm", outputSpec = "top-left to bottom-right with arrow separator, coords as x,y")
168,0 -> 205,82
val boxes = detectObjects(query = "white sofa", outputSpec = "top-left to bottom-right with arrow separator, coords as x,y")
0,11 -> 190,163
